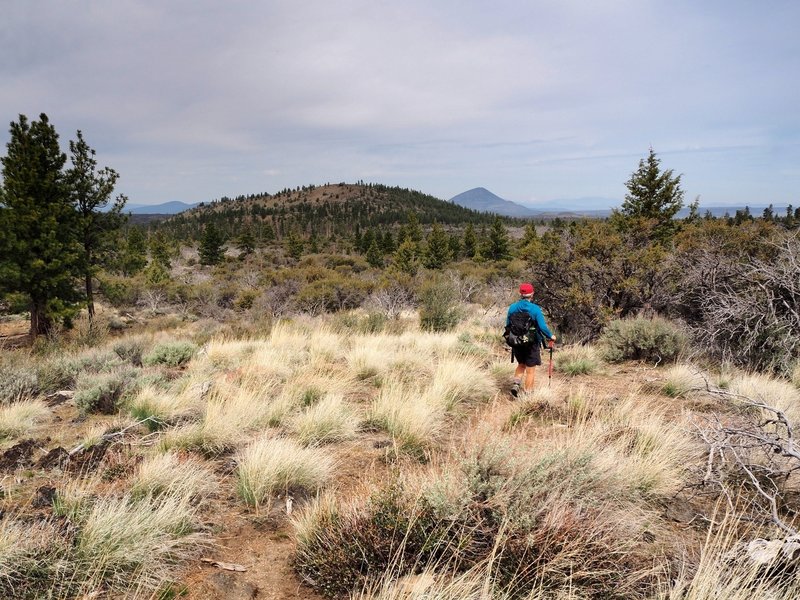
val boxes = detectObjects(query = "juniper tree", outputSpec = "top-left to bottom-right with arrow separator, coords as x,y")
0,113 -> 81,336
366,239 -> 384,268
199,222 -> 226,265
485,216 -> 511,261
286,230 -> 304,260
620,148 -> 684,241
392,239 -> 419,275
422,223 -> 452,269
66,130 -> 127,320
121,227 -> 148,276
462,223 -> 477,259
149,230 -> 173,270
236,227 -> 256,257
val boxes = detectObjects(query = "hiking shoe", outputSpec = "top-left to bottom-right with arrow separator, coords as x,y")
510,383 -> 520,398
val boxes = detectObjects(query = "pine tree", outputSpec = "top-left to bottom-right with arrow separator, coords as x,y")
406,211 -> 423,244
286,230 -> 304,260
521,222 -> 538,246
199,223 -> 226,265
486,216 -> 511,261
422,223 -> 452,269
392,239 -> 419,275
380,230 -> 396,253
121,227 -> 148,276
366,239 -> 384,268
0,113 -> 81,336
66,130 -> 126,320
149,230 -> 172,270
620,148 -> 684,240
448,233 -> 462,260
236,228 -> 256,257
462,223 -> 477,259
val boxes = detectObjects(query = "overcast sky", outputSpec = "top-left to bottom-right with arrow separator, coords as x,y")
2,1 -> 798,209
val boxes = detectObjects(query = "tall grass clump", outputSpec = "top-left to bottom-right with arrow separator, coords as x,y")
130,452 -> 217,501
0,400 -> 49,439
729,372 -> 800,424
236,437 -> 334,508
427,356 -> 496,409
292,395 -> 359,445
0,518 -> 76,599
158,380 -> 278,456
143,341 -> 197,367
368,382 -> 444,458
127,385 -> 201,431
661,364 -> 710,397
669,513 -> 800,600
293,439 -> 669,599
554,345 -> 601,376
792,362 -> 800,389
599,316 -> 686,364
76,493 -> 205,593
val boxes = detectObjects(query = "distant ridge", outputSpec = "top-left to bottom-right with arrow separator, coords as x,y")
125,201 -> 199,215
449,187 -> 538,217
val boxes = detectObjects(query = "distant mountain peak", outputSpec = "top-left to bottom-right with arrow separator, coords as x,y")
449,188 -> 537,217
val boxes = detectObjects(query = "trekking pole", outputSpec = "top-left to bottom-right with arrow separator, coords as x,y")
547,340 -> 554,387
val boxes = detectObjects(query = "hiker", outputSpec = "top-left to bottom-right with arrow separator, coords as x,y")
505,282 -> 556,397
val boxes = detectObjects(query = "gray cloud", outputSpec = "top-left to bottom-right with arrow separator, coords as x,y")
1,0 -> 798,207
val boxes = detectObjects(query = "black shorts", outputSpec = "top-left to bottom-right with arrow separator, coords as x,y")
512,343 -> 541,367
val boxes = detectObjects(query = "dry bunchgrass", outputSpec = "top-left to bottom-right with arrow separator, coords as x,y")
427,355 -> 496,410
346,342 -> 387,380
53,477 -> 101,522
669,512 -> 800,600
792,362 -> 800,389
554,344 -> 602,376
236,436 -> 335,508
661,364 -> 710,398
292,394 -> 360,445
571,395 -> 697,499
507,383 -> 591,429
127,384 -> 203,430
76,492 -> 206,592
130,451 -> 218,501
729,372 -> 800,423
159,377 -> 281,455
0,517 -> 70,597
368,381 -> 445,457
0,399 -> 49,439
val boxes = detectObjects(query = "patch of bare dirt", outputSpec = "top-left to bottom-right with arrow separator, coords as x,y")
0,439 -> 39,470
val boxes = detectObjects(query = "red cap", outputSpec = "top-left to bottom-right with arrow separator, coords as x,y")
519,283 -> 534,295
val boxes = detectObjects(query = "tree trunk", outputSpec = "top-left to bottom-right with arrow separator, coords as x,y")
85,271 -> 95,322
29,299 -> 52,338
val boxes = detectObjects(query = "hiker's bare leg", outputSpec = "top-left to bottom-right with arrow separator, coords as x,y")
523,366 -> 536,391
514,363 -> 526,381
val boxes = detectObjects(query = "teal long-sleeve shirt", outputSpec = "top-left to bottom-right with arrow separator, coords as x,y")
506,299 -> 553,340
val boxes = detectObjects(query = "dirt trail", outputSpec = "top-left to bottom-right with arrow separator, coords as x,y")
184,434 -> 391,600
